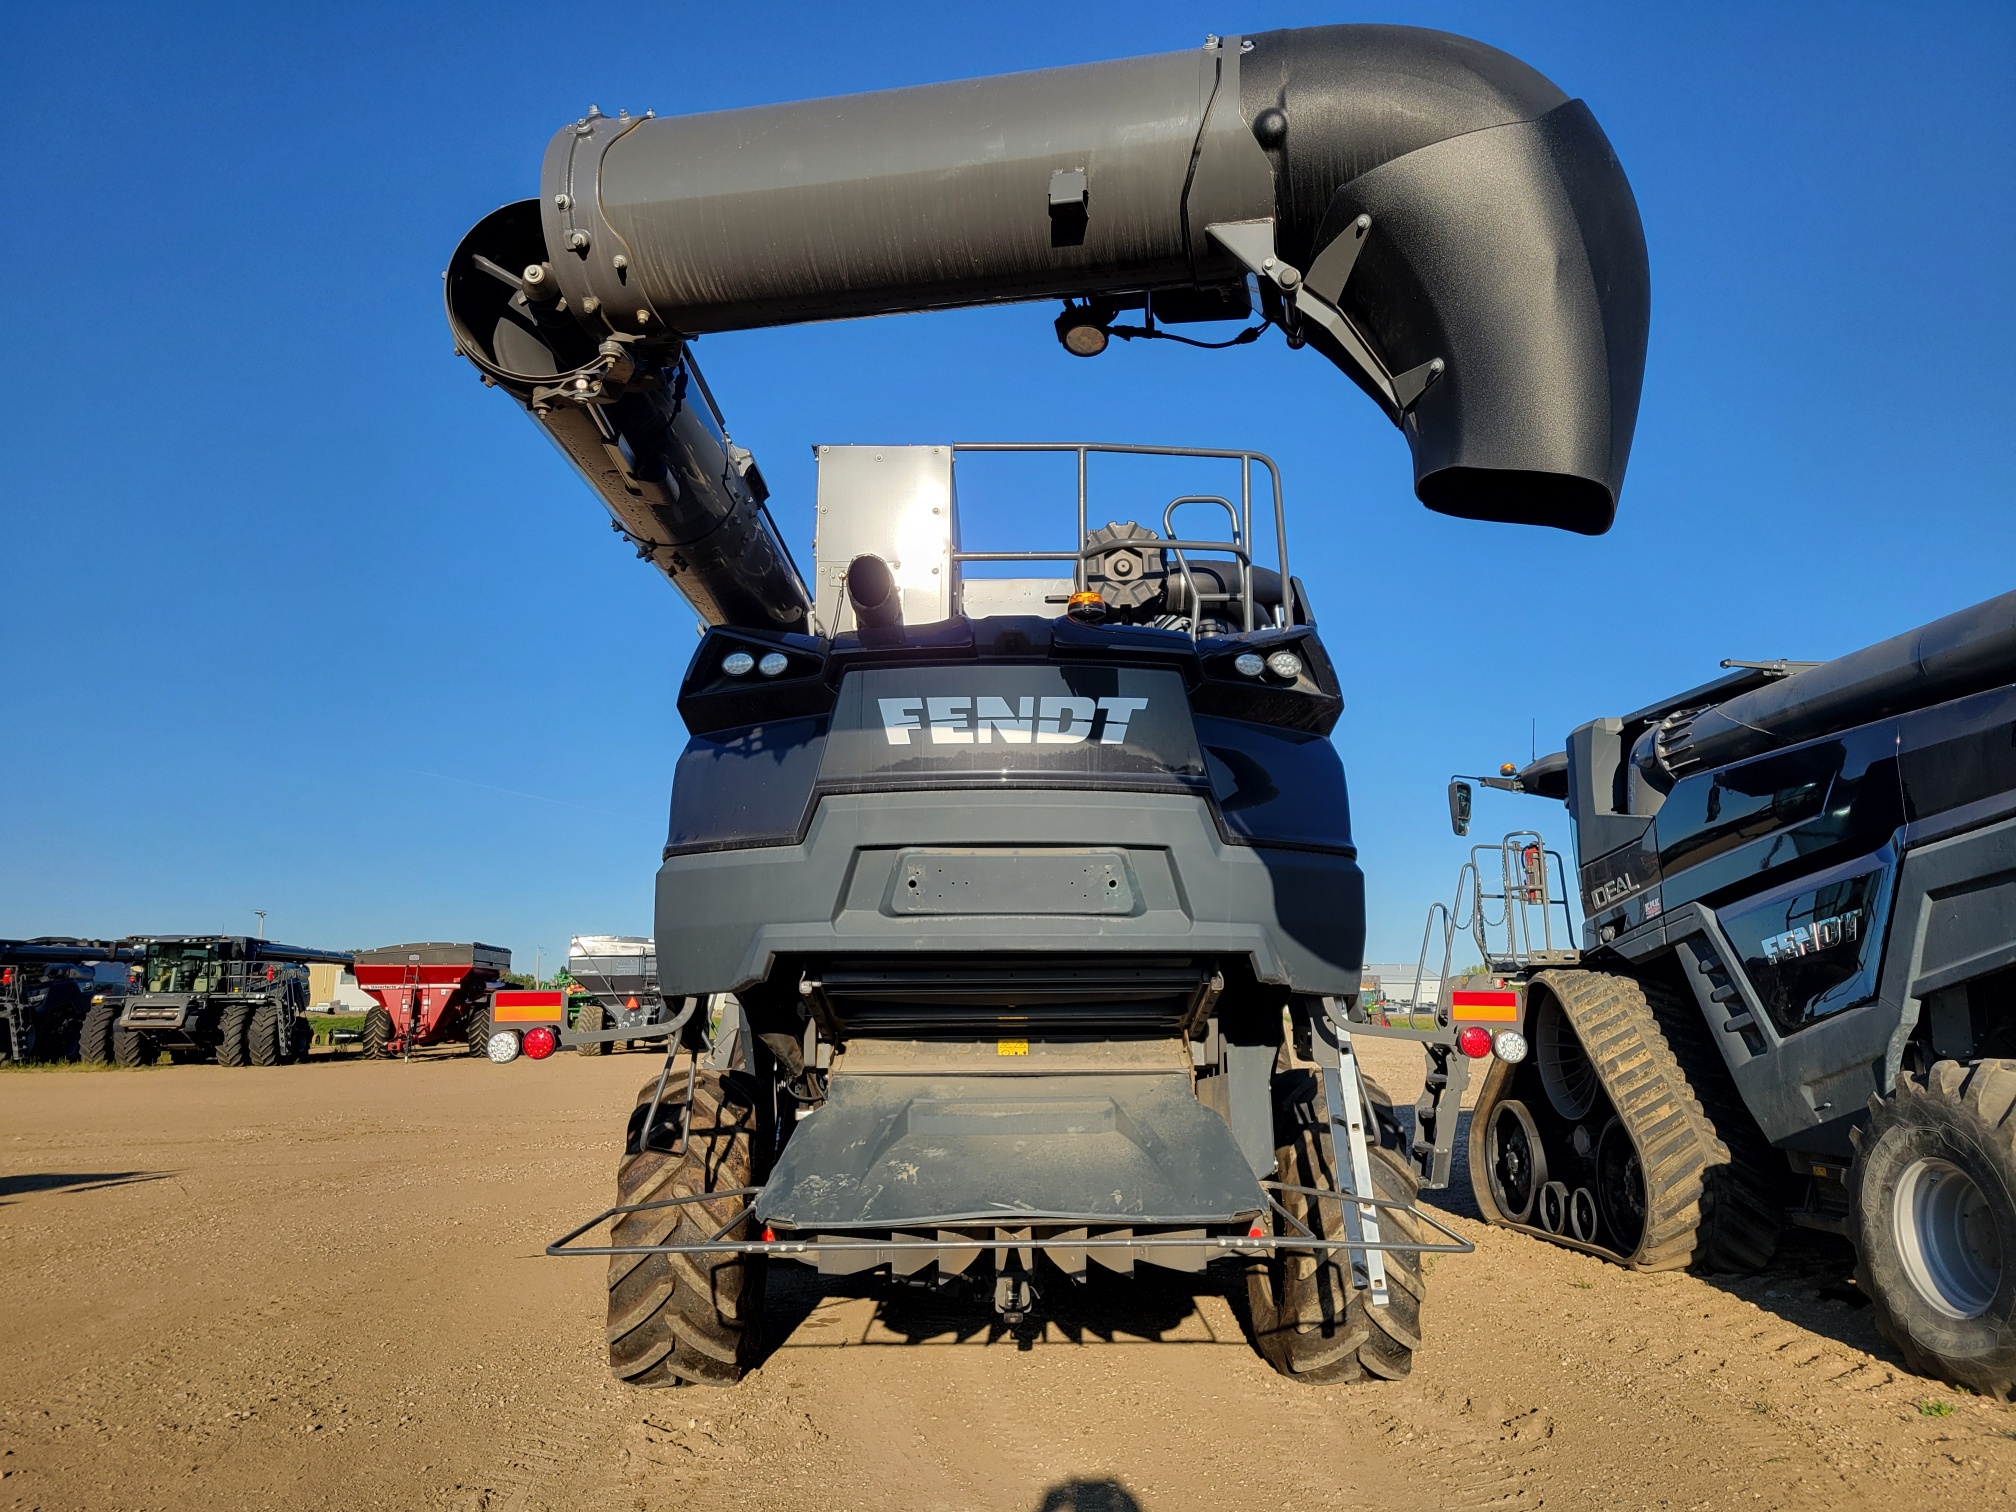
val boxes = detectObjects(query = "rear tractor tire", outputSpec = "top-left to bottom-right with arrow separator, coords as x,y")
359,1006 -> 394,1058
78,1001 -> 119,1065
577,998 -> 612,1057
1247,1066 -> 1424,1384
607,1068 -> 769,1387
247,1003 -> 284,1067
216,1003 -> 252,1067
1850,1059 -> 2016,1399
112,1026 -> 157,1069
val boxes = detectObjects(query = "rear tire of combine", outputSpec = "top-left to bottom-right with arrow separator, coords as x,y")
216,1004 -> 251,1067
1247,1067 -> 1423,1384
577,999 -> 611,1057
608,1068 -> 769,1387
466,1008 -> 492,1058
247,1004 -> 283,1067
1850,1059 -> 2016,1400
78,1002 -> 119,1066
359,1006 -> 394,1058
112,1026 -> 157,1069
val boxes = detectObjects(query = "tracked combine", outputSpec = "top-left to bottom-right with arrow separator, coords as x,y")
1446,589 -> 2016,1398
447,24 -> 1650,1385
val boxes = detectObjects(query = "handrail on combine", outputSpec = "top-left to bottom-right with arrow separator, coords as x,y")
1411,832 -> 1579,1016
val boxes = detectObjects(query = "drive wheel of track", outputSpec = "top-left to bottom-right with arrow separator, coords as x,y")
577,999 -> 611,1057
1247,1066 -> 1424,1384
359,1006 -> 394,1058
1850,1059 -> 2016,1399
466,1008 -> 492,1058
216,1004 -> 252,1067
112,1027 -> 157,1068
78,1002 -> 119,1065
248,1004 -> 283,1066
608,1067 -> 769,1387
1469,969 -> 1781,1273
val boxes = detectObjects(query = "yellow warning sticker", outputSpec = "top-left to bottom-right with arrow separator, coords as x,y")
997,1038 -> 1029,1056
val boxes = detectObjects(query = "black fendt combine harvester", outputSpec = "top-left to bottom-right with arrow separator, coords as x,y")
1450,591 -> 2016,1397
447,25 -> 1650,1384
0,938 -> 139,1064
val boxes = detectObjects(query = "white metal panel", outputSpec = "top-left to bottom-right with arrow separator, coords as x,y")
957,577 -> 1073,618
813,445 -> 957,633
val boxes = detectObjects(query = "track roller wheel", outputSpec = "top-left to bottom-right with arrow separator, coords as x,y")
608,1067 -> 770,1387
216,1003 -> 252,1067
78,1001 -> 119,1066
1469,968 -> 1781,1273
1850,1058 -> 2016,1399
247,1003 -> 284,1066
1247,1067 -> 1424,1384
112,1026 -> 157,1068
577,998 -> 612,1056
359,1006 -> 394,1058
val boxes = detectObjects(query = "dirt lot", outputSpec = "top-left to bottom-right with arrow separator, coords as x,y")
4,1043 -> 2015,1512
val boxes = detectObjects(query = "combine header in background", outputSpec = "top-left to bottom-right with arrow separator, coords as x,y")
449,23 -> 1650,1386
351,942 -> 511,1058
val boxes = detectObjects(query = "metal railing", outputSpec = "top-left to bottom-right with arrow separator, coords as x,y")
947,443 -> 1291,634
1410,832 -> 1579,1014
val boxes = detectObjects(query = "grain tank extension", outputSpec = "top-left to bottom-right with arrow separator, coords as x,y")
447,25 -> 1650,1386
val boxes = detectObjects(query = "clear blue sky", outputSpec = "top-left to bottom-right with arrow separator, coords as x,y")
3,2 -> 2011,971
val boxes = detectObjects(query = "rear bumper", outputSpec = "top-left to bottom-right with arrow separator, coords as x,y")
655,790 -> 1363,997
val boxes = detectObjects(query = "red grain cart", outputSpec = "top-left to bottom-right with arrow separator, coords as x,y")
351,942 -> 510,1057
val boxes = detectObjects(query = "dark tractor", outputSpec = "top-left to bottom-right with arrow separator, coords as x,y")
117,935 -> 354,1067
2,938 -> 139,1064
1445,588 -> 2016,1398
446,24 -> 1651,1383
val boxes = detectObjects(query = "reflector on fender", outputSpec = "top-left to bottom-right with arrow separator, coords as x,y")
1451,989 -> 1519,1023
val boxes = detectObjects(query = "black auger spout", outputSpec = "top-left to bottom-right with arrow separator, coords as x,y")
446,24 -> 1651,633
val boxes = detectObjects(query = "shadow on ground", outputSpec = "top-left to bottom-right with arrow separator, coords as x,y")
0,1170 -> 172,1203
761,1255 -> 1253,1363
1035,1480 -> 1142,1511
1415,1108 -> 1903,1362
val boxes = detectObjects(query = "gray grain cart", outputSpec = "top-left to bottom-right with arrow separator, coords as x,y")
567,935 -> 674,1055
445,24 -> 1650,1384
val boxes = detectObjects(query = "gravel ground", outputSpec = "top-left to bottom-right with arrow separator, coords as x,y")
3,1043 -> 2014,1512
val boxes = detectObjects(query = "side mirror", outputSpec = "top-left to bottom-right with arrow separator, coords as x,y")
1448,779 -> 1473,837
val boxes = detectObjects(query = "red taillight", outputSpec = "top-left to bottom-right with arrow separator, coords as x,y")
1,968 -> 12,986
265,965 -> 276,982
523,1026 -> 558,1059
1457,1025 -> 1494,1059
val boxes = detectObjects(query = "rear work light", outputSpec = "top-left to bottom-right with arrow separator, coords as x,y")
1457,1025 -> 1494,1059
522,1026 -> 558,1060
1493,1030 -> 1529,1063
486,1029 -> 522,1064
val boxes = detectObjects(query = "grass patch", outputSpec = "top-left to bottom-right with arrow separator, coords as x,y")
311,1014 -> 367,1044
1919,1399 -> 1956,1418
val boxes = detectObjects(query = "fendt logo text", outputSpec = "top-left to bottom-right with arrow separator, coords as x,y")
1761,909 -> 1862,966
878,695 -> 1150,747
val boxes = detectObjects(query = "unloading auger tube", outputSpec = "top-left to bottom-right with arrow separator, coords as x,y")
446,23 -> 1651,632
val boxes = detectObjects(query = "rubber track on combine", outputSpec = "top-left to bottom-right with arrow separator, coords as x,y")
1474,969 -> 1740,1271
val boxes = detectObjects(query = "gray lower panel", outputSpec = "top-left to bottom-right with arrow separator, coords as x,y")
755,1069 -> 1265,1228
656,790 -> 1363,995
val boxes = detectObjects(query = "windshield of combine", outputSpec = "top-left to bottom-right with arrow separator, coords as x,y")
145,943 -> 223,993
